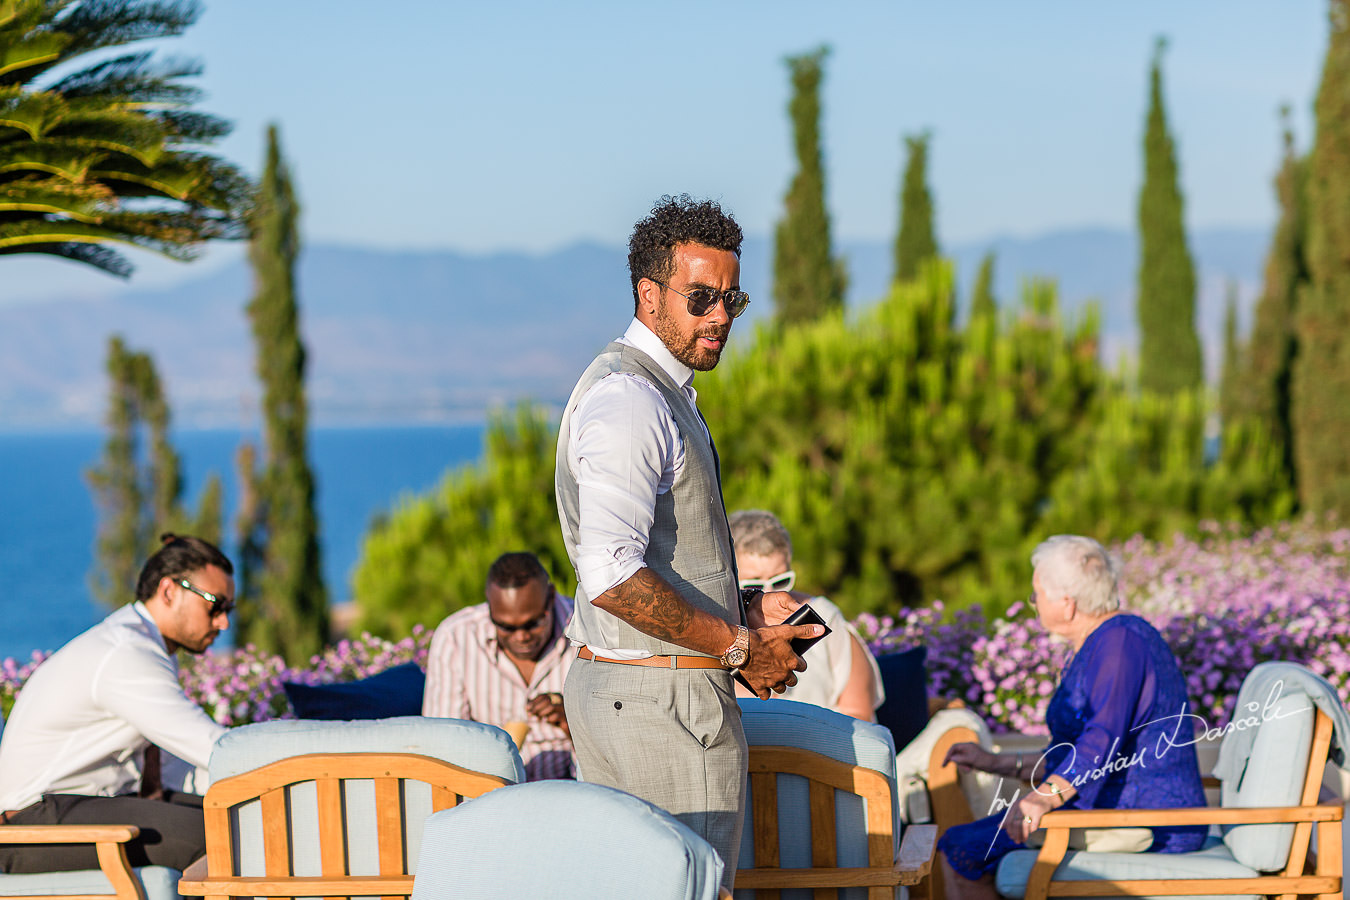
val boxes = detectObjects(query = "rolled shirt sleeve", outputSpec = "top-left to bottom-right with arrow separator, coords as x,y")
569,371 -> 685,600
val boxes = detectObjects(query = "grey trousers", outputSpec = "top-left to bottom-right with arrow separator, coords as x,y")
565,656 -> 747,892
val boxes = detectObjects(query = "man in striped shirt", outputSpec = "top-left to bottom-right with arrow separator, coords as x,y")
422,552 -> 575,780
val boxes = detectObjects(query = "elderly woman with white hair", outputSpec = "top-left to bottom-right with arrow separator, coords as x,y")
936,535 -> 1208,900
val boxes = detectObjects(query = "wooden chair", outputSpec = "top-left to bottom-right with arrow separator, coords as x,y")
0,824 -> 162,900
909,719 -> 982,900
0,712 -> 178,900
177,717 -> 524,900
996,663 -> 1345,900
735,699 -> 937,899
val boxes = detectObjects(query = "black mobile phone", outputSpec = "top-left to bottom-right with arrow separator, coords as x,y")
734,603 -> 832,692
784,602 -> 832,657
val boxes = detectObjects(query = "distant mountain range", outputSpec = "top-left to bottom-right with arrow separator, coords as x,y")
0,227 -> 1270,428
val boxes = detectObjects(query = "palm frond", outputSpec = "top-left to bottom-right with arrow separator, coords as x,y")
0,239 -> 131,276
50,51 -> 201,103
56,0 -> 199,55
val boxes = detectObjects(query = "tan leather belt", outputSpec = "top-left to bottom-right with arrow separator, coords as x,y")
577,647 -> 725,669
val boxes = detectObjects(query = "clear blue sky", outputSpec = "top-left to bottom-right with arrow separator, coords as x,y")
7,0 -> 1331,300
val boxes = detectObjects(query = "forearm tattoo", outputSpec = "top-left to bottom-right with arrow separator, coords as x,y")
597,567 -> 695,644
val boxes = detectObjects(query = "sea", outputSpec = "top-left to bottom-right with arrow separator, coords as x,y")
0,425 -> 487,662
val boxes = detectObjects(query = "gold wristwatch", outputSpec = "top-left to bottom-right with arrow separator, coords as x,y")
720,625 -> 750,669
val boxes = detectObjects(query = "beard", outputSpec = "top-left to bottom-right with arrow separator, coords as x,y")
653,304 -> 729,372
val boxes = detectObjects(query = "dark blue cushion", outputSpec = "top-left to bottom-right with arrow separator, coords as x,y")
873,646 -> 929,751
283,662 -> 426,720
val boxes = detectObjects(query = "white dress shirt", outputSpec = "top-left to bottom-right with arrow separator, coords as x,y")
0,602 -> 226,810
566,318 -> 711,657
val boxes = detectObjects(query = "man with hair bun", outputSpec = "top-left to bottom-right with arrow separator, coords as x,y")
0,534 -> 235,876
555,195 -> 824,891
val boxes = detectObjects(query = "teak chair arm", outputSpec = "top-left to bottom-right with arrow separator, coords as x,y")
1037,803 -> 1343,830
0,825 -> 140,844
0,824 -> 147,900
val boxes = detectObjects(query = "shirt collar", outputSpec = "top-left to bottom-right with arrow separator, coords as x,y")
622,318 -> 694,391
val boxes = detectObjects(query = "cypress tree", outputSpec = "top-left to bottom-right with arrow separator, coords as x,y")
970,251 -> 997,321
1292,0 -> 1350,518
894,133 -> 939,283
1136,37 -> 1203,394
239,124 -> 327,661
88,337 -> 218,605
88,337 -> 145,606
772,45 -> 847,325
1218,282 -> 1244,427
1241,109 -> 1307,492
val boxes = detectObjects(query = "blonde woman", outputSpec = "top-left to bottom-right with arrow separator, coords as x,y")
729,510 -> 884,721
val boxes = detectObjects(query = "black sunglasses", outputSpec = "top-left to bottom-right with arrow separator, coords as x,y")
651,279 -> 751,319
179,580 -> 234,615
490,606 -> 552,634
178,579 -> 234,616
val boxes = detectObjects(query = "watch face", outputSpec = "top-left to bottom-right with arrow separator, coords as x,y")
725,647 -> 748,668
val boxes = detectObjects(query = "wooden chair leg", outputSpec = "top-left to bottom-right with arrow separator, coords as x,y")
1316,817 -> 1343,900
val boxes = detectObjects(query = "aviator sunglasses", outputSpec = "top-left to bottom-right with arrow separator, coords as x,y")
650,279 -> 751,319
178,578 -> 234,616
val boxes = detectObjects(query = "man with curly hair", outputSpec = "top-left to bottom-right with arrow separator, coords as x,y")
555,194 -> 823,889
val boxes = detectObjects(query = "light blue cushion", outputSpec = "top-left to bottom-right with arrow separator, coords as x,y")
735,700 -> 900,900
209,716 -> 525,784
1220,687 -> 1314,871
208,716 -> 524,880
412,781 -> 723,900
995,836 -> 1260,900
0,865 -> 179,900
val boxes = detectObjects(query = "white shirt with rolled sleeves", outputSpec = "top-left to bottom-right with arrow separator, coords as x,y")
565,318 -> 712,659
0,601 -> 225,811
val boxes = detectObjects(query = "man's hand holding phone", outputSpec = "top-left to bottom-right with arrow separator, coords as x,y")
735,604 -> 833,698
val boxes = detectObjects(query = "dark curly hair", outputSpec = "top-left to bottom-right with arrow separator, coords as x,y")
627,194 -> 743,311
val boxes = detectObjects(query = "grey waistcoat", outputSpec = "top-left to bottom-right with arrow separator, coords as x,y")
556,341 -> 740,656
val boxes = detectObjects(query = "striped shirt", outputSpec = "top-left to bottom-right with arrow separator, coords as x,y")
422,594 -> 575,780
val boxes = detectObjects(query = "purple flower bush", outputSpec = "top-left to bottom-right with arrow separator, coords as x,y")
3,522 -> 1346,734
0,629 -> 431,727
176,627 -> 432,726
0,650 -> 50,719
862,520 -> 1350,735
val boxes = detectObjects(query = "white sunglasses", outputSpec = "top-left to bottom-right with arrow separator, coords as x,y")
738,570 -> 796,593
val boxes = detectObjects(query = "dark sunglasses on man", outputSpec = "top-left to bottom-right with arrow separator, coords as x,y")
651,279 -> 751,319
178,578 -> 235,616
490,606 -> 553,634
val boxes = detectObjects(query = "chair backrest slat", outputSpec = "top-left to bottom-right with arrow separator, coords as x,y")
430,785 -> 457,814
809,776 -> 840,899
316,775 -> 345,897
260,787 -> 291,877
809,778 -> 838,875
375,776 -> 404,874
751,771 -> 781,872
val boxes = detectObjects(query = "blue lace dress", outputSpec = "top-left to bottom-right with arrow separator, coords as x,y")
938,614 -> 1208,880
